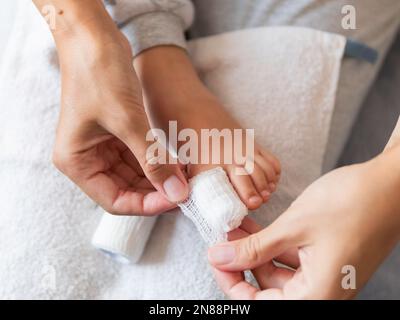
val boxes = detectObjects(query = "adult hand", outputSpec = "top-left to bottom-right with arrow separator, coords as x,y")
208,148 -> 400,299
35,0 -> 189,215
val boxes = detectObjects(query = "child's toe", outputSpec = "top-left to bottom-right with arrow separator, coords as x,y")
255,154 -> 278,186
227,166 -> 263,210
249,164 -> 270,202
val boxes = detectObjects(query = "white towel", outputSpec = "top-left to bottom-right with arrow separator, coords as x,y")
178,167 -> 248,245
0,2 -> 344,299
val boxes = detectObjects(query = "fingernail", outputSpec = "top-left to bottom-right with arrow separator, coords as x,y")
249,196 -> 262,206
163,175 -> 188,202
269,183 -> 276,192
208,245 -> 236,265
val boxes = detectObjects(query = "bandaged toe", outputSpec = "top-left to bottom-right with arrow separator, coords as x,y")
178,167 -> 248,245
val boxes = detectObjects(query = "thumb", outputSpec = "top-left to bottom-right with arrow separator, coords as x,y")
208,214 -> 303,272
111,112 -> 189,203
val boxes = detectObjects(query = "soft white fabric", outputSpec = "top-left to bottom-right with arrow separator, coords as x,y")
92,213 -> 157,264
178,167 -> 248,245
0,2 -> 345,299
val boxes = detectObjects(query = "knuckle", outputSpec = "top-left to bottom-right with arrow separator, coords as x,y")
241,235 -> 262,263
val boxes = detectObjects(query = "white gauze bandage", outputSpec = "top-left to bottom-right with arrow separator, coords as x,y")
92,213 -> 157,264
178,167 -> 248,245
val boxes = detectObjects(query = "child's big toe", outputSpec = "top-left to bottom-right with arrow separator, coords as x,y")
250,164 -> 271,202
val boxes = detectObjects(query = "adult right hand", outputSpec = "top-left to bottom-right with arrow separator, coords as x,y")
38,0 -> 188,215
209,147 -> 400,299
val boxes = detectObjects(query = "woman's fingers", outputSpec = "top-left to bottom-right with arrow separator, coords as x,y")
209,214 -> 304,272
228,218 -> 297,290
141,190 -> 178,215
251,262 -> 295,290
211,268 -> 259,300
82,172 -> 176,216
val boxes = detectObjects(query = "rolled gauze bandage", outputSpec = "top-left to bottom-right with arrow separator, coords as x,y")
92,213 -> 157,264
179,167 -> 248,245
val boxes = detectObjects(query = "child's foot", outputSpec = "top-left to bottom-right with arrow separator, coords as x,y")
135,46 -> 280,210
152,93 -> 280,210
